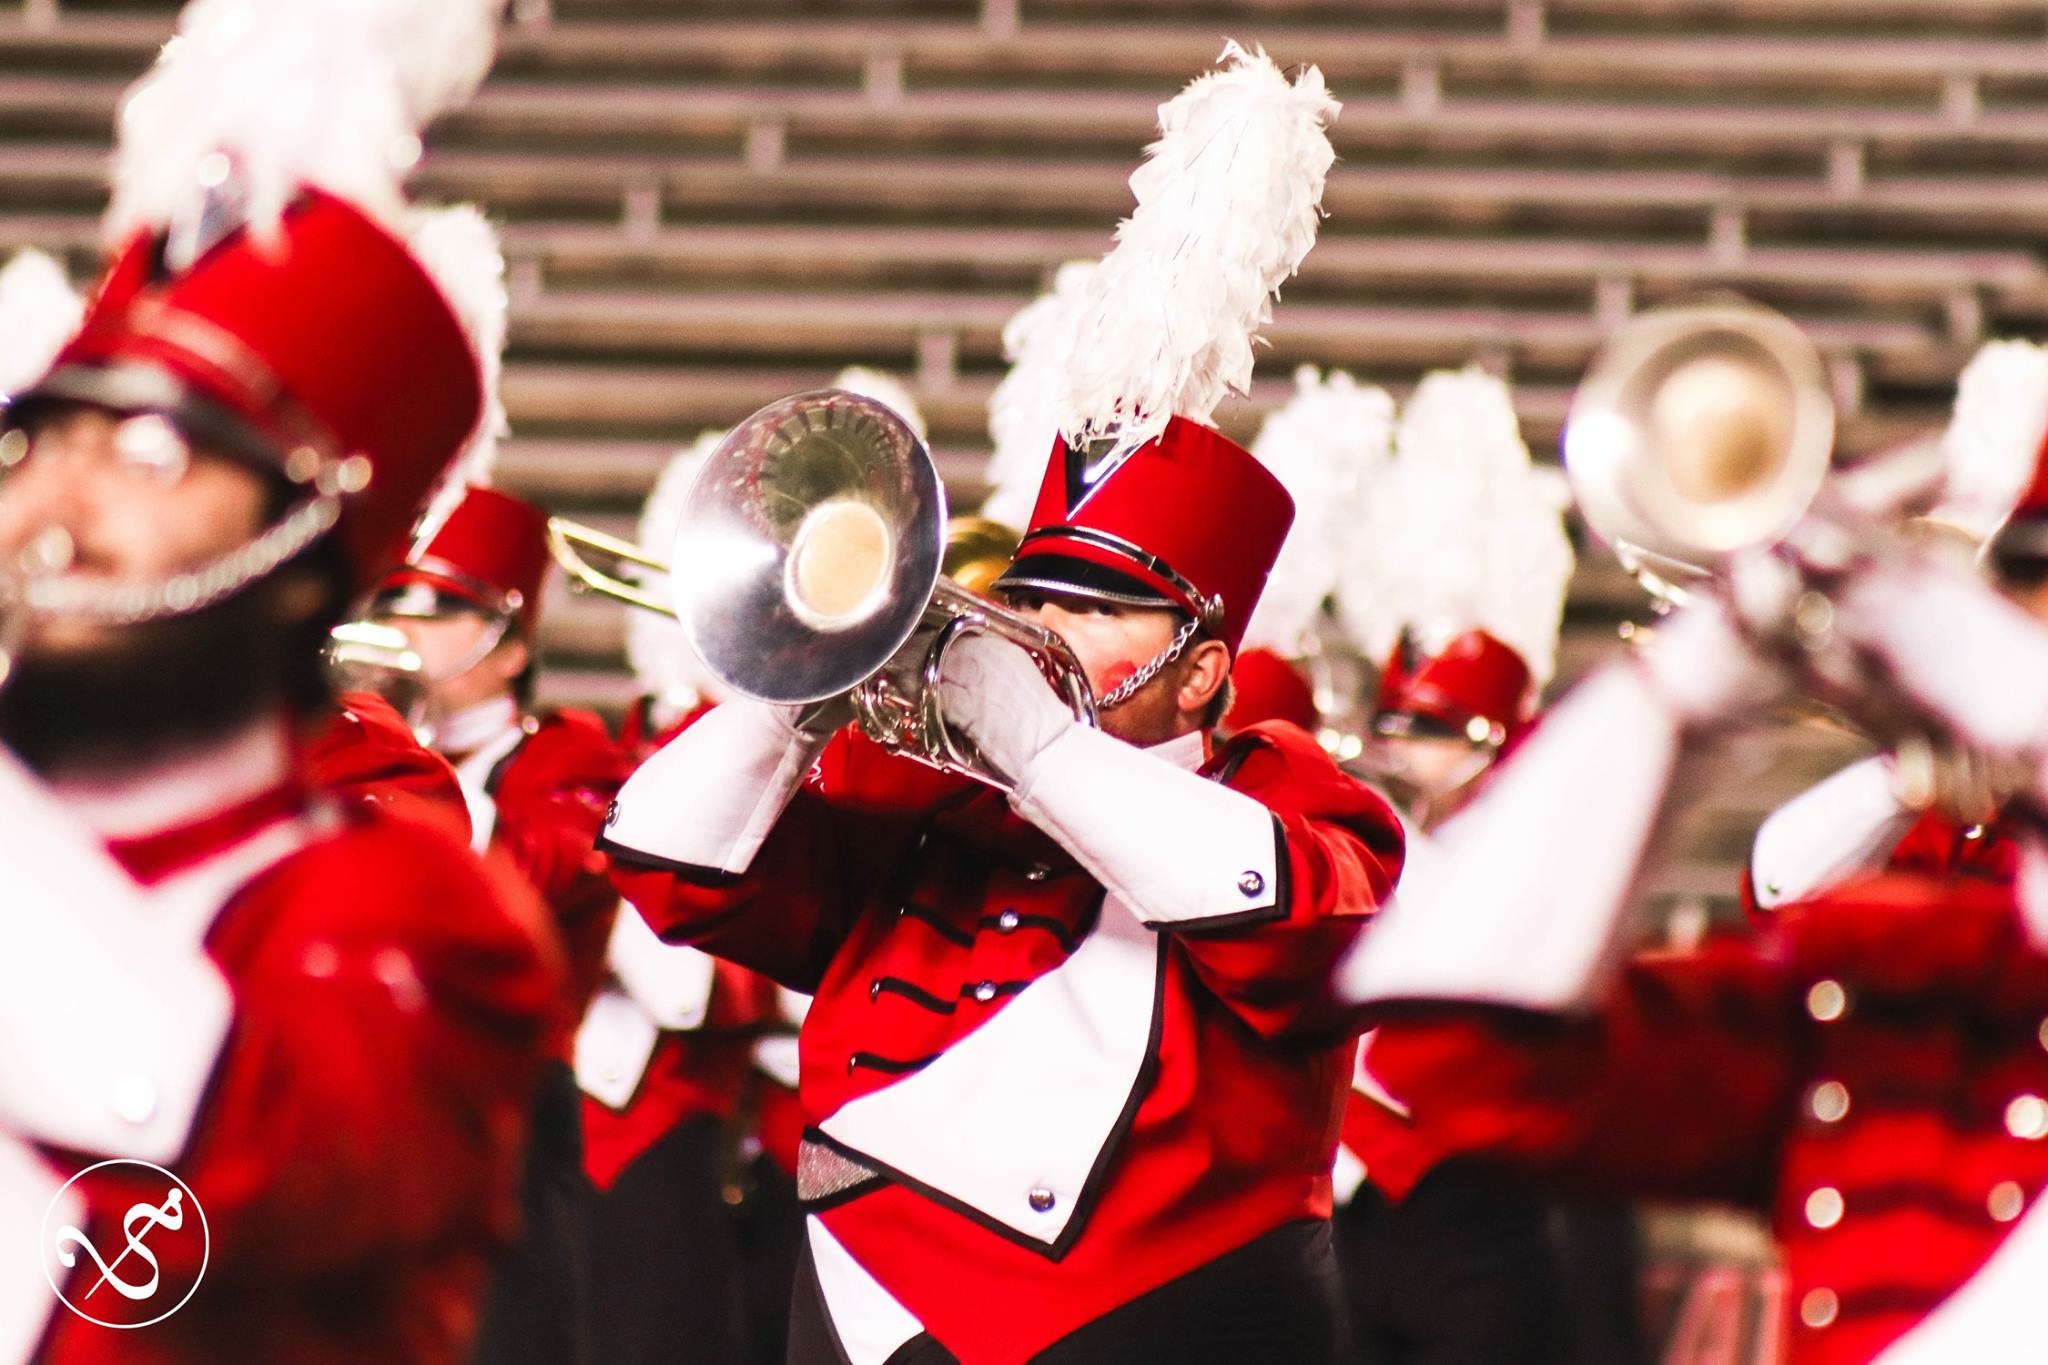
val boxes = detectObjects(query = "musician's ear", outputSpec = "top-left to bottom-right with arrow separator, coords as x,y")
485,634 -> 530,687
1179,638 -> 1231,725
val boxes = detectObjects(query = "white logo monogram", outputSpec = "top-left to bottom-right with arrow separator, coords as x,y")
42,1160 -> 208,1330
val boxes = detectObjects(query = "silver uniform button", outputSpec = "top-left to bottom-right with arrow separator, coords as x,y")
1237,871 -> 1265,898
1805,1187 -> 1844,1229
112,1074 -> 158,1126
1028,1187 -> 1056,1213
997,910 -> 1021,933
1809,1081 -> 1850,1124
1806,979 -> 1847,1023
1023,863 -> 1049,882
972,981 -> 998,1004
1800,1289 -> 1839,1329
2006,1095 -> 2048,1141
1989,1181 -> 2027,1223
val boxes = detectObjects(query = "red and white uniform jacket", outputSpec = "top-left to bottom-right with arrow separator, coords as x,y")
1363,873 -> 2048,1365
1337,661 -> 2048,1365
5,717 -> 560,1365
306,692 -> 472,843
440,697 -> 631,1051
602,712 -> 1402,1364
575,698 -> 782,1189
1745,754 -> 2020,919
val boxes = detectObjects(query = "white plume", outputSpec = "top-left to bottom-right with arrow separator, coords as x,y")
1241,367 -> 1396,655
0,250 -> 84,398
406,205 -> 509,545
107,0 -> 506,246
983,260 -> 1095,531
1053,43 -> 1339,456
626,430 -> 730,713
1935,339 -> 2048,542
1335,366 -> 1575,692
831,366 -> 928,442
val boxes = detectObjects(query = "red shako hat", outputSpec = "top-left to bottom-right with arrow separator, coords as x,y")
994,418 -> 1295,656
1376,629 -> 1533,747
377,486 -> 551,636
20,190 -> 482,594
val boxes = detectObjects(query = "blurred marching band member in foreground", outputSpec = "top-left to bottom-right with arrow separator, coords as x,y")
1336,340 -> 2048,1363
598,45 -> 1406,1364
1326,366 -> 1630,1365
1744,341 -> 2048,916
0,2 -> 565,1362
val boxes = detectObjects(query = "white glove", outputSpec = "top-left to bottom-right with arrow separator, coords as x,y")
937,633 -> 1078,785
603,699 -> 828,875
1633,592 -> 1790,729
1831,557 -> 2048,757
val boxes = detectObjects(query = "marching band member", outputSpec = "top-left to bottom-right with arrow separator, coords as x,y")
601,46 -> 1404,1363
0,3 -> 561,1362
1327,366 -> 1589,1364
1746,340 -> 2048,914
1337,343 -> 2048,1363
368,480 -> 631,1026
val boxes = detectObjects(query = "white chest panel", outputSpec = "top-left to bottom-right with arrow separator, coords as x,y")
815,894 -> 1162,1250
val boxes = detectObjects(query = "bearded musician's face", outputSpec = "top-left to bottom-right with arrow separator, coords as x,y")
0,403 -> 305,774
0,406 -> 270,655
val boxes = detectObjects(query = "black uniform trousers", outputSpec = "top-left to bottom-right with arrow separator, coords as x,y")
789,1217 -> 1344,1365
1335,1163 -> 1570,1365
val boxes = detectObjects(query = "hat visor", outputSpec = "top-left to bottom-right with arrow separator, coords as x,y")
1991,514 -> 2048,566
370,571 -> 501,621
990,553 -> 1179,611
8,361 -> 285,473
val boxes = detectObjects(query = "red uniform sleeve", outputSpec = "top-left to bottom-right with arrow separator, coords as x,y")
608,727 -> 955,993
491,710 -> 636,1022
1364,936 -> 1801,1207
67,814 -> 561,1288
303,692 -> 471,844
1172,722 -> 1407,1043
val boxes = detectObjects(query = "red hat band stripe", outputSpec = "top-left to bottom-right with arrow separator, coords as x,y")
107,302 -> 345,465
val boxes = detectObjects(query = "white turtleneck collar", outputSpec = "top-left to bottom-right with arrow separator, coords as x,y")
436,695 -> 521,762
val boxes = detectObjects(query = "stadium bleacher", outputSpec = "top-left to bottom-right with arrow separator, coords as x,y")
9,0 -> 2046,894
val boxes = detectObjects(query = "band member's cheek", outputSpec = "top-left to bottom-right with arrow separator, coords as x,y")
1098,659 -> 1140,695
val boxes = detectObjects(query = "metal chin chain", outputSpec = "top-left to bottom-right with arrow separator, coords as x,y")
1096,613 -> 1200,711
19,492 -> 341,626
